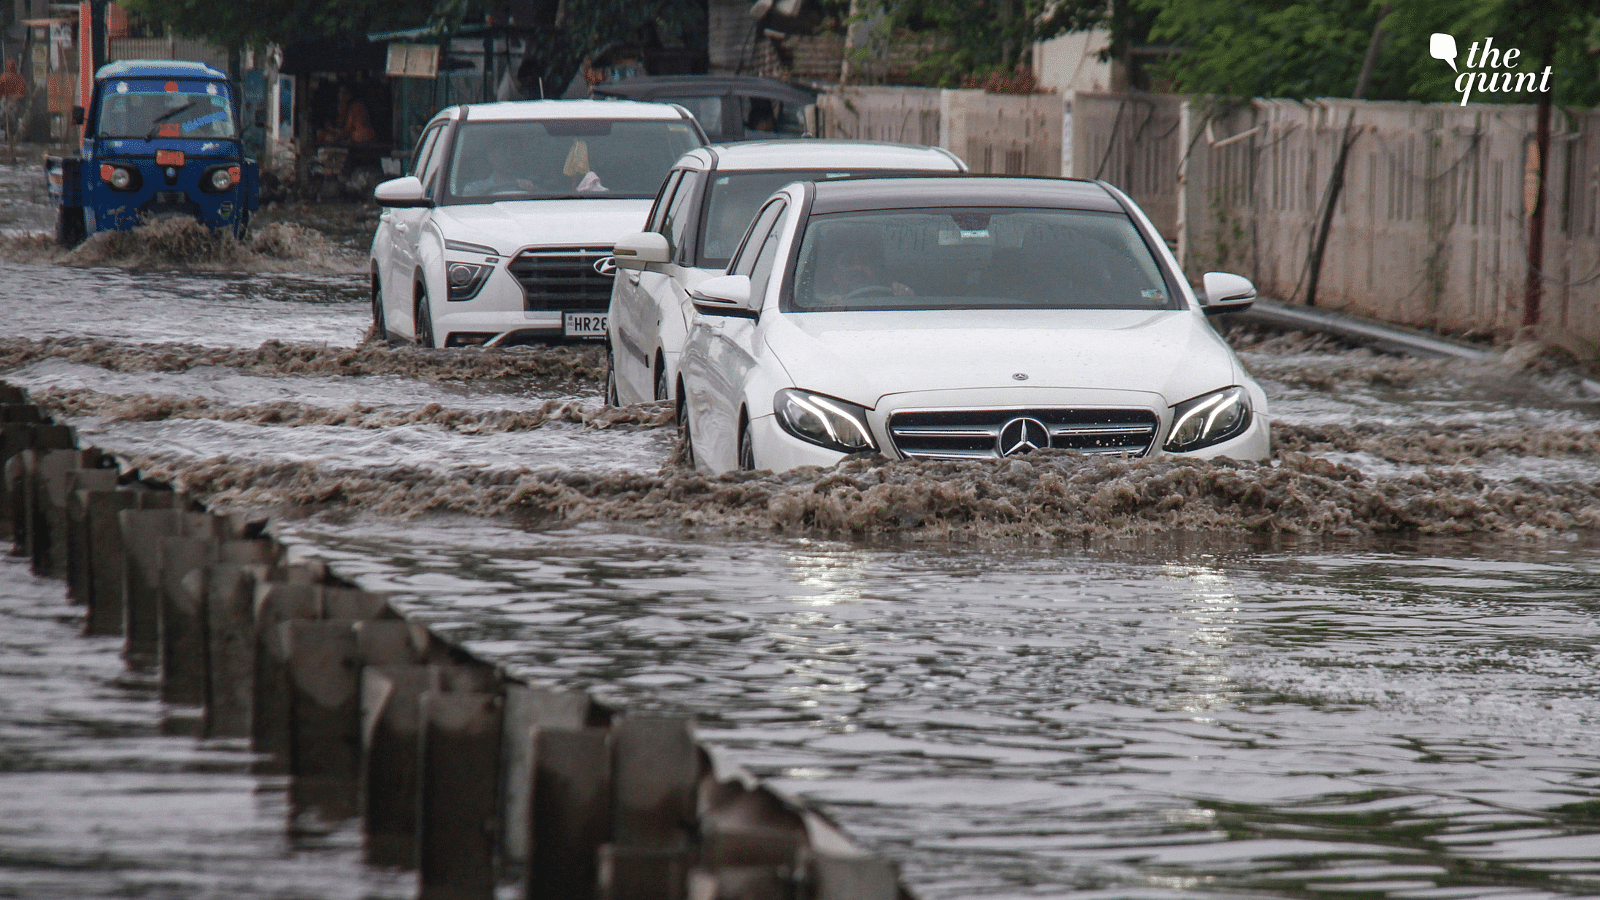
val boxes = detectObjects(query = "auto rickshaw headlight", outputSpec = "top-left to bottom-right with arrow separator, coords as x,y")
209,167 -> 234,191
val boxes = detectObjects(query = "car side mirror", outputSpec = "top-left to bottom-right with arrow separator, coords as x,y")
690,274 -> 757,319
72,106 -> 85,126
1199,272 -> 1256,316
373,175 -> 432,208
612,231 -> 671,270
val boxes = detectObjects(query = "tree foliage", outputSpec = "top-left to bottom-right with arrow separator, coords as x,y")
1142,0 -> 1600,106
118,0 -> 436,48
862,0 -> 1123,87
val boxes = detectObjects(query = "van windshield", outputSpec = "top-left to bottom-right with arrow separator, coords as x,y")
97,80 -> 236,139
445,119 -> 702,203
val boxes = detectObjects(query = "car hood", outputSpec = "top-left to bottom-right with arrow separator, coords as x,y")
762,308 -> 1242,406
434,199 -> 652,254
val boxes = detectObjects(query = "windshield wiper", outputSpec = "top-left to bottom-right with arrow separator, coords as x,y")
145,100 -> 202,141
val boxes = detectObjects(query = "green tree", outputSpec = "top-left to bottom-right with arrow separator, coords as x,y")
1142,0 -> 1600,106
859,0 -> 1146,87
119,0 -> 436,48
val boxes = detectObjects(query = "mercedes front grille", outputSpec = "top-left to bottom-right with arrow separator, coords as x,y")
507,247 -> 614,312
887,408 -> 1160,460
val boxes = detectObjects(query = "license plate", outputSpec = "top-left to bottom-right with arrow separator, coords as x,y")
563,312 -> 606,338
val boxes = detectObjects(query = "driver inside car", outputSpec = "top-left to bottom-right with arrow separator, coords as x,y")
814,225 -> 914,304
463,140 -> 537,195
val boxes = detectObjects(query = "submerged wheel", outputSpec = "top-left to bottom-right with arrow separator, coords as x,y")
738,417 -> 756,471
603,342 -> 620,406
55,206 -> 86,248
676,387 -> 695,469
415,285 -> 437,349
653,359 -> 669,403
371,271 -> 391,345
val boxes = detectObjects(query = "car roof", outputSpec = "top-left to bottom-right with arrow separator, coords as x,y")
593,75 -> 815,105
807,176 -> 1123,214
96,59 -> 228,81
441,99 -> 694,122
679,140 -> 964,173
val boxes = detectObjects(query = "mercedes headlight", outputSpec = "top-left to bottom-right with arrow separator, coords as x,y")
1164,386 -> 1251,453
774,389 -> 876,453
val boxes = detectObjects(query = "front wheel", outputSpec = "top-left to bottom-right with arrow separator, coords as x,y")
55,206 -> 86,249
603,341 -> 620,406
415,286 -> 437,349
371,272 -> 392,345
653,359 -> 670,403
676,389 -> 695,470
738,417 -> 756,471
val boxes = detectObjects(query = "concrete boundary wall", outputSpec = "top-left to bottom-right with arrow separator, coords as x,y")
1072,92 -> 1600,359
817,87 -> 1065,177
0,380 -> 913,900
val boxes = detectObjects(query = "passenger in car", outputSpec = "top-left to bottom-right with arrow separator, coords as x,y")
811,225 -> 914,305
463,140 -> 537,195
563,139 -> 609,193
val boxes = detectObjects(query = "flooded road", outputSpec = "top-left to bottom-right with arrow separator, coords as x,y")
2,157 -> 1598,898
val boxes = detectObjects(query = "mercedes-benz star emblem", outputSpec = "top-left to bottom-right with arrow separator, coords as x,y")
997,417 -> 1050,457
1012,372 -> 1028,381
593,256 -> 618,277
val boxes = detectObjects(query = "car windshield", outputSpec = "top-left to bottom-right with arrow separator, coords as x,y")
96,81 -> 236,139
445,118 -> 701,202
788,208 -> 1180,312
699,169 -> 928,267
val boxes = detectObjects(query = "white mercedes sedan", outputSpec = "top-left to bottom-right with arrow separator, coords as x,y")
674,176 -> 1271,474
369,100 -> 705,348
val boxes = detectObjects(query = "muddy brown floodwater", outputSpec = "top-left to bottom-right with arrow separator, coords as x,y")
2,157 -> 1598,899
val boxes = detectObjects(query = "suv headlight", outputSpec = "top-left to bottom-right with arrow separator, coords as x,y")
1164,386 -> 1251,453
445,261 -> 492,300
774,389 -> 876,454
442,240 -> 499,301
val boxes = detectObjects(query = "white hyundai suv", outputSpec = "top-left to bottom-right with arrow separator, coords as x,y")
606,140 -> 965,405
369,100 -> 706,347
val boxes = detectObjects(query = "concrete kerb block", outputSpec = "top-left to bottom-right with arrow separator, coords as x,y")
252,582 -> 322,771
64,469 -> 118,602
529,726 -> 614,900
82,488 -> 140,635
1,422 -> 75,545
418,688 -> 505,900
360,664 -> 430,868
322,587 -> 399,622
161,536 -> 222,705
283,619 -> 363,820
697,783 -> 807,872
119,508 -> 187,661
202,561 -> 269,739
500,686 -> 592,872
802,812 -> 900,900
612,715 -> 698,850
33,449 -> 102,580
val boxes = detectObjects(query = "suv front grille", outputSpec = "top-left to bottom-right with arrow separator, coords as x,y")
507,247 -> 615,311
887,408 -> 1160,460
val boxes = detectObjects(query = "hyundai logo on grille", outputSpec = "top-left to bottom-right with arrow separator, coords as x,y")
593,256 -> 618,277
997,417 -> 1050,456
